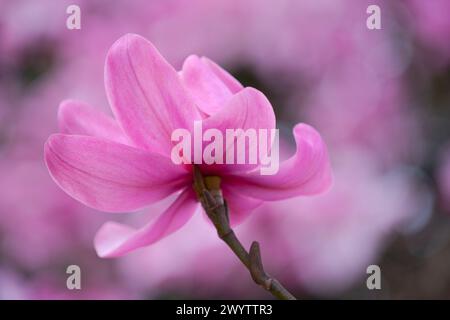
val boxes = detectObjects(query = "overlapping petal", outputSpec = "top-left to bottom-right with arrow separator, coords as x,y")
223,124 -> 333,200
105,33 -> 201,155
44,134 -> 189,212
58,100 -> 129,144
199,87 -> 276,174
201,57 -> 243,94
180,55 -> 243,115
94,188 -> 198,257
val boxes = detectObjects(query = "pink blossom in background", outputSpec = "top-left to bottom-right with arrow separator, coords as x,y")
0,159 -> 97,267
303,70 -> 421,166
213,0 -> 422,168
239,0 -> 392,75
44,34 -> 332,258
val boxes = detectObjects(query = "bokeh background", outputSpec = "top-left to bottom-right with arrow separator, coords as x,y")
0,0 -> 449,299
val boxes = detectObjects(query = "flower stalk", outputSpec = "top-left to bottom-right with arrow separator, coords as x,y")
193,165 -> 296,300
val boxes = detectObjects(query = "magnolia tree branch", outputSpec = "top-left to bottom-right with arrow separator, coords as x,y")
193,166 -> 297,300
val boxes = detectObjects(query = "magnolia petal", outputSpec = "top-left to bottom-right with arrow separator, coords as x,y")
44,134 -> 189,212
94,188 -> 199,257
105,33 -> 200,155
180,55 -> 243,115
58,99 -> 129,145
223,124 -> 333,200
202,57 -> 243,94
199,87 -> 276,174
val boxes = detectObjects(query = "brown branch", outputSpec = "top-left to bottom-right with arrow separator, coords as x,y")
193,165 -> 296,300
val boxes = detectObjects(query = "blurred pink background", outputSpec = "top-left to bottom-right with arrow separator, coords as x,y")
0,0 -> 449,299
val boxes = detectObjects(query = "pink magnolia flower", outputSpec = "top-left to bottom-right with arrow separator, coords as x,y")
44,34 -> 332,258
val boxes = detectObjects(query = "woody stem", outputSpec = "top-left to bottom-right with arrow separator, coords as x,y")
192,165 -> 296,300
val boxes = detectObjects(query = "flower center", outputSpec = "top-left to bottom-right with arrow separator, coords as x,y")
192,165 -> 221,201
